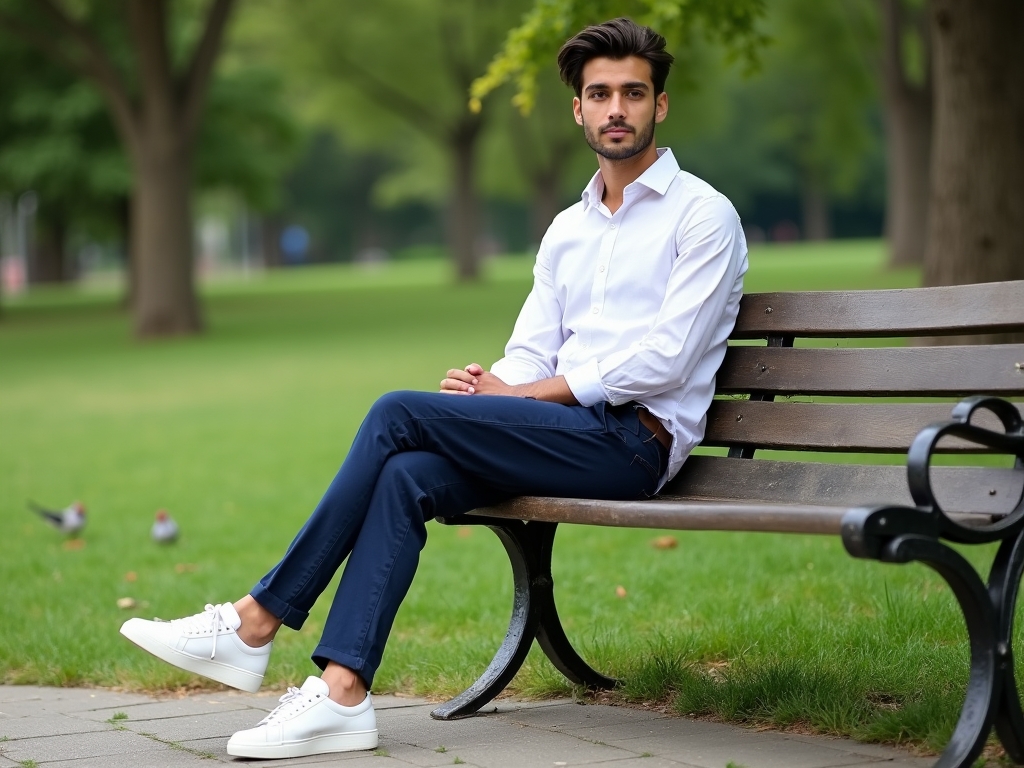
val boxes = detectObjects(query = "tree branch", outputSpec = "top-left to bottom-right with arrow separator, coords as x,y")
27,1 -> 139,149
181,0 -> 237,143
327,50 -> 446,142
880,0 -> 908,98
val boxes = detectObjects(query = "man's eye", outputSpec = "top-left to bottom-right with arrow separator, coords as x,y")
628,90 -> 644,98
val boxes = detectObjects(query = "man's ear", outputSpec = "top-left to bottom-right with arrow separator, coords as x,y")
573,96 -> 583,126
655,91 -> 668,124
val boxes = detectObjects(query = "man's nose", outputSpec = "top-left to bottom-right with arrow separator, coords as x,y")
606,94 -> 626,119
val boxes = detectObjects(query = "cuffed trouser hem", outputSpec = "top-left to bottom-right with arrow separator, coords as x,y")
250,583 -> 308,630
311,644 -> 373,688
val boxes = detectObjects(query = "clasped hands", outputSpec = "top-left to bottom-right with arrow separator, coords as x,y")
439,364 -> 578,404
439,363 -> 512,396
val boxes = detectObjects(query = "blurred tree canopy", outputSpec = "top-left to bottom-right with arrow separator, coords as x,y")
0,35 -> 130,283
0,0 -> 300,333
0,0 -> 236,337
0,33 -> 299,285
237,0 -> 535,280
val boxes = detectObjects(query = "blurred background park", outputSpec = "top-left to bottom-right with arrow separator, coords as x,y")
1,0 -> 1022,759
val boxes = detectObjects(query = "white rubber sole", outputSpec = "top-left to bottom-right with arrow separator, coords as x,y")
226,729 -> 379,758
119,622 -> 264,693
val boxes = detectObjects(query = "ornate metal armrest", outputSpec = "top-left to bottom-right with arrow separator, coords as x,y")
844,396 -> 1024,558
840,396 -> 1024,768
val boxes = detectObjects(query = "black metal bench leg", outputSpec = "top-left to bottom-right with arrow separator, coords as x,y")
989,531 -> 1024,763
882,533 -> 1011,768
430,520 -> 545,720
532,523 -> 616,690
430,520 -> 615,719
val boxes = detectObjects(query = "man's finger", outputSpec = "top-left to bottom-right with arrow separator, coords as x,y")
446,369 -> 478,385
440,377 -> 476,392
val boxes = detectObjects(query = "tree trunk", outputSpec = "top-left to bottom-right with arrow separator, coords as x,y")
116,195 -> 135,311
924,0 -> 1024,344
261,215 -> 284,268
529,165 -> 565,248
30,215 -> 69,283
131,131 -> 202,336
801,172 -> 831,241
447,120 -> 482,281
880,0 -> 932,268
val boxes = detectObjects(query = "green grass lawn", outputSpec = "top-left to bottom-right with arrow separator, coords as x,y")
1,240 -> 1009,757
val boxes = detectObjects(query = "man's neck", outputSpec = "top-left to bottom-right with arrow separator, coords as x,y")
598,143 -> 660,214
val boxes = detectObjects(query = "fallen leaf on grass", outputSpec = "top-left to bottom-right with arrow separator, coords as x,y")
650,535 -> 678,549
124,571 -> 137,582
62,539 -> 86,551
457,527 -> 472,539
117,597 -> 137,609
175,563 -> 198,573
615,585 -> 627,598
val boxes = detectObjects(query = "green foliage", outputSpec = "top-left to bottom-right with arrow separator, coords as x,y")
652,0 -> 884,227
0,0 -> 300,225
0,33 -> 128,236
470,0 -> 768,113
756,0 -> 880,198
236,0 -> 532,207
196,67 -> 302,211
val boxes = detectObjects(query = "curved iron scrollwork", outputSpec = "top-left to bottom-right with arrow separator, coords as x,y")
843,397 -> 1024,768
907,396 -> 1024,544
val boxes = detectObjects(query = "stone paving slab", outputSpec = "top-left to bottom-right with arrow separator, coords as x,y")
0,685 -> 937,767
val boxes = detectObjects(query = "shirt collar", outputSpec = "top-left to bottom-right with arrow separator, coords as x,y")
580,147 -> 680,211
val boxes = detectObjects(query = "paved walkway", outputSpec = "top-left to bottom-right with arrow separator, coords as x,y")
0,685 -> 936,768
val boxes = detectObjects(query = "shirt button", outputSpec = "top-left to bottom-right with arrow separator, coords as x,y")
592,307 -> 599,314
599,265 -> 606,272
610,223 -> 617,229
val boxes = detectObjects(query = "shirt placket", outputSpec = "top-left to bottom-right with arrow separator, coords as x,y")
582,216 -> 619,353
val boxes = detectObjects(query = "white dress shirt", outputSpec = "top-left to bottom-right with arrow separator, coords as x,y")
490,148 -> 748,490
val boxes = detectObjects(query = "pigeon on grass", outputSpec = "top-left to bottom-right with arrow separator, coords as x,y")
151,509 -> 179,544
30,500 -> 86,535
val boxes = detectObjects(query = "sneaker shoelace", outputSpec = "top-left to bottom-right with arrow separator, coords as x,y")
169,603 -> 234,660
258,686 -> 320,725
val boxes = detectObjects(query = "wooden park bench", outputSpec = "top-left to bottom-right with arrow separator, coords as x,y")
433,279 -> 1024,768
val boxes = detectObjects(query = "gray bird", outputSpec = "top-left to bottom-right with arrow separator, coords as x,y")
30,500 -> 86,535
151,509 -> 179,543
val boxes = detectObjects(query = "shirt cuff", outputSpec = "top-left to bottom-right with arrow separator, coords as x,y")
563,359 -> 607,407
491,358 -> 548,387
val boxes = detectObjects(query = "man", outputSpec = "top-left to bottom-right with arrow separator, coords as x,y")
119,17 -> 747,760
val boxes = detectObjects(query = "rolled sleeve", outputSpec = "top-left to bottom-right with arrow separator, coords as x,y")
562,358 -> 606,406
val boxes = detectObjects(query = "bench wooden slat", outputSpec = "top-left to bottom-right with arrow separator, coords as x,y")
470,496 -> 997,536
663,455 -> 1022,515
733,281 -> 1024,339
718,345 -> 1024,396
703,400 -> 1008,453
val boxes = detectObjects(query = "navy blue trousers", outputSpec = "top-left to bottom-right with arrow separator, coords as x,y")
250,390 -> 668,686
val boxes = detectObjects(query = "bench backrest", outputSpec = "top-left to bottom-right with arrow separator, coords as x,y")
662,280 -> 1024,515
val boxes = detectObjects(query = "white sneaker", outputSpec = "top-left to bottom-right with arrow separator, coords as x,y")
227,676 -> 378,758
119,602 -> 270,693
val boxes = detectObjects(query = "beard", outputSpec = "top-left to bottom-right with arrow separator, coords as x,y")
582,113 -> 656,161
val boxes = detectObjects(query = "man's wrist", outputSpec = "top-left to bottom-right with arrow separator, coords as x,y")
509,383 -> 536,399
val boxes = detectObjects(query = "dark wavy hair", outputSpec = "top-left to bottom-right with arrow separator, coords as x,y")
557,18 -> 675,98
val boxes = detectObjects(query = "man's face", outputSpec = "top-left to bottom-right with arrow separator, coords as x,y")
573,55 -> 668,161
